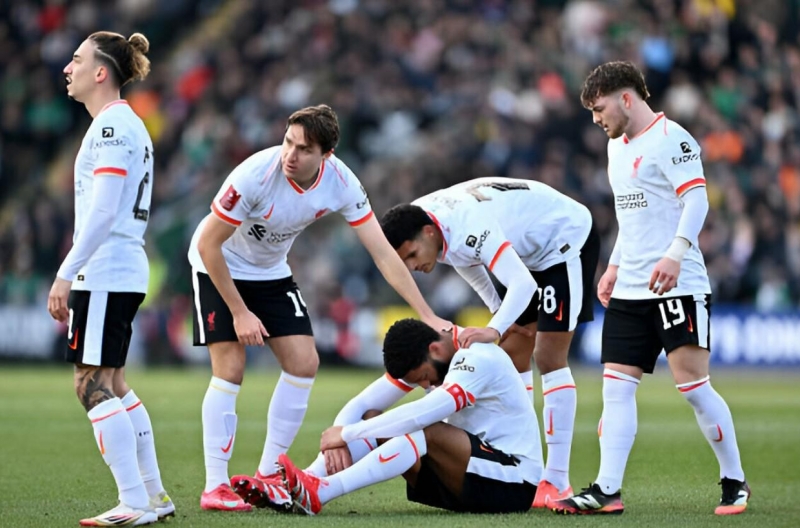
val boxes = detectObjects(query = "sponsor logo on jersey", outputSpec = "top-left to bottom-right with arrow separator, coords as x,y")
465,235 -> 477,248
93,138 -> 126,148
248,224 -> 267,241
102,127 -> 114,137
356,197 -> 369,209
451,357 -> 475,372
616,192 -> 648,210
266,230 -> 302,244
672,152 -> 700,165
680,141 -> 692,153
220,185 -> 241,211
473,230 -> 491,259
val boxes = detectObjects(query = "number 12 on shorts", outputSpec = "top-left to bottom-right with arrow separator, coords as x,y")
658,299 -> 685,329
286,290 -> 307,317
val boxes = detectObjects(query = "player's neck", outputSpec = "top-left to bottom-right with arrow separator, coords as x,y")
85,90 -> 123,118
624,104 -> 659,139
291,163 -> 323,190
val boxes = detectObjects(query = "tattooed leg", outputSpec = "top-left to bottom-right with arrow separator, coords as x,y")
74,365 -> 116,411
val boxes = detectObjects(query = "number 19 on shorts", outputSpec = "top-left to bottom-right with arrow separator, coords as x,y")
658,298 -> 685,329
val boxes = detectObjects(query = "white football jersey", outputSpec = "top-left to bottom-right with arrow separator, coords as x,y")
607,113 -> 711,299
412,177 -> 592,272
71,100 -> 153,292
440,342 -> 542,483
187,147 -> 372,280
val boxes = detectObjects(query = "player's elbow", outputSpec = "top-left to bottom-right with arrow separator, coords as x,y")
518,273 -> 537,301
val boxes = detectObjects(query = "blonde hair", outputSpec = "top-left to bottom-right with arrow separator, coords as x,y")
89,31 -> 151,86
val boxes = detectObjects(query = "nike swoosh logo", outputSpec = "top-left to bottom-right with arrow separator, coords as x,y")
68,328 -> 79,350
554,301 -> 564,322
479,444 -> 493,453
687,315 -> 694,333
99,431 -> 105,455
546,410 -> 554,436
714,424 -> 723,442
221,435 -> 234,453
378,452 -> 400,463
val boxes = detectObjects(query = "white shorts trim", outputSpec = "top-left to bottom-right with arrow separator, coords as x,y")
83,291 -> 108,366
566,256 -> 583,331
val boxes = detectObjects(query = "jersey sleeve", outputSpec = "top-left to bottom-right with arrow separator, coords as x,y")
455,213 -> 512,270
333,161 -> 373,226
660,129 -> 706,197
209,153 -> 268,226
437,347 -> 496,412
91,117 -> 135,177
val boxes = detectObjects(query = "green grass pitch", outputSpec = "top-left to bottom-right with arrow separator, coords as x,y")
1,365 -> 798,527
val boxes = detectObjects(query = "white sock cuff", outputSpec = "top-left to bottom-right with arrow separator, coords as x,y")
87,397 -> 125,421
519,370 -> 534,388
603,368 -> 640,385
279,371 -> 315,388
676,375 -> 710,392
406,430 -> 427,459
120,390 -> 139,409
210,376 -> 240,394
542,367 -> 575,389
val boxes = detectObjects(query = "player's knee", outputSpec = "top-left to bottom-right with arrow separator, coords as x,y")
73,366 -> 115,411
532,345 -> 569,374
362,409 -> 383,420
280,351 -> 319,378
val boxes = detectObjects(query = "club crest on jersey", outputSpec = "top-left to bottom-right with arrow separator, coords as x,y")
465,235 -> 477,248
102,127 -> 114,138
220,185 -> 241,211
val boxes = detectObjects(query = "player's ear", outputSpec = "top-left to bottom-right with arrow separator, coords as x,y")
96,65 -> 108,83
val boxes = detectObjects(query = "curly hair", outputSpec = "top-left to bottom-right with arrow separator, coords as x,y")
580,61 -> 650,108
383,319 -> 440,380
380,204 -> 433,250
286,104 -> 339,154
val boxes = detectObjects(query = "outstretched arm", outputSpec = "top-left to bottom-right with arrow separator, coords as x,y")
354,215 -> 451,331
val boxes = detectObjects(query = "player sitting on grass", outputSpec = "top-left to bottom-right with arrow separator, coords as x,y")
239,319 -> 543,515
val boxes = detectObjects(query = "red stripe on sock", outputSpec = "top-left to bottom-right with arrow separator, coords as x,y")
678,379 -> 709,393
542,384 -> 576,396
603,374 -> 638,384
90,407 -> 123,423
405,434 -> 420,461
125,400 -> 142,412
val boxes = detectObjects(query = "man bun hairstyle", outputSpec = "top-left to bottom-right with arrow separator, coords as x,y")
89,31 -> 151,87
580,60 -> 650,108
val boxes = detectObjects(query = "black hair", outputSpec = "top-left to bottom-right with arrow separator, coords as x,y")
383,318 -> 440,380
380,204 -> 433,250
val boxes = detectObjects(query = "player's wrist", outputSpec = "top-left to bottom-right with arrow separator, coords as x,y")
664,237 -> 690,262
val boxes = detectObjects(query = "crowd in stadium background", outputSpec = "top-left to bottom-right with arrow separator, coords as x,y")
1,0 -> 799,363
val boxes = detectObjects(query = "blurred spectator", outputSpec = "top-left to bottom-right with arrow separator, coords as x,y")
2,0 -> 800,361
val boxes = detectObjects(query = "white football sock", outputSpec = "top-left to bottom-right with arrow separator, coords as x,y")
258,372 -> 315,476
318,431 -> 427,504
678,377 -> 745,481
520,370 -> 534,405
202,376 -> 239,493
121,390 -> 165,497
596,369 -> 639,495
88,398 -> 150,509
541,367 -> 576,491
305,437 -> 377,477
